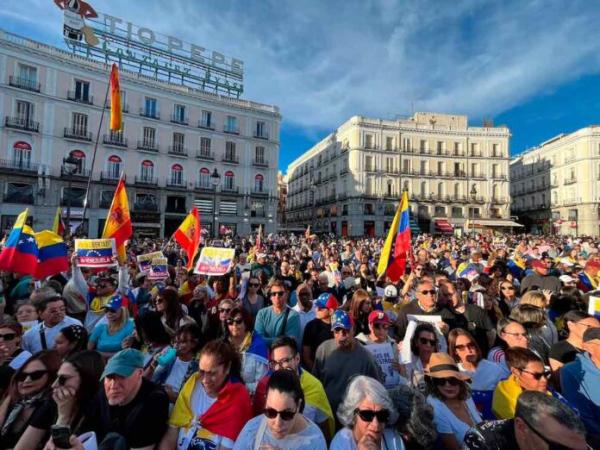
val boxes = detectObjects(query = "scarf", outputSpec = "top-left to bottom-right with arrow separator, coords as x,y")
300,369 -> 335,436
1,391 -> 47,436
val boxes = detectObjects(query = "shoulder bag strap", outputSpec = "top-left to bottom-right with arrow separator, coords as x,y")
39,324 -> 48,350
278,307 -> 290,337
253,416 -> 268,450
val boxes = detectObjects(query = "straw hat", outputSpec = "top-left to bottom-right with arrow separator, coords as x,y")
425,352 -> 470,381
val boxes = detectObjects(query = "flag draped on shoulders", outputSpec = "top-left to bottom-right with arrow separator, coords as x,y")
0,209 -> 38,275
102,176 -> 132,263
109,63 -> 123,131
377,191 -> 411,282
35,230 -> 69,279
173,207 -> 201,270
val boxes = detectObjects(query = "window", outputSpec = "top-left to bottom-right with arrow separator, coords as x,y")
365,134 -> 374,149
436,141 -> 444,154
451,207 -> 462,218
72,113 -> 88,134
492,143 -> 500,157
437,161 -> 443,175
420,160 -> 427,174
107,155 -> 122,178
173,104 -> 186,123
141,160 -> 154,180
453,142 -> 461,155
143,127 -> 156,146
454,183 -> 460,197
5,183 -> 34,204
170,164 -> 184,185
437,182 -> 444,197
364,203 -> 374,215
62,187 -> 85,207
254,174 -> 264,192
200,137 -> 211,156
200,110 -> 212,128
255,146 -> 265,163
144,97 -> 157,117
420,181 -> 426,196
470,142 -> 479,156
225,142 -> 236,160
12,141 -> 32,169
16,101 -> 34,123
365,155 -> 374,172
251,201 -> 265,217
402,137 -> 411,151
223,170 -> 235,190
225,116 -> 238,133
69,150 -> 86,174
18,64 -> 37,84
255,121 -> 267,138
172,132 -> 185,152
166,196 -> 186,213
387,180 -> 393,196
385,137 -> 394,151
74,80 -> 90,102
135,193 -> 158,211
420,140 -> 428,153
402,159 -> 410,173
385,158 -> 394,173
199,168 -> 210,188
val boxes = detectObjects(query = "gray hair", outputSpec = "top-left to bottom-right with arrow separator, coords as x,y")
336,376 -> 398,427
388,384 -> 437,449
496,317 -> 521,336
516,391 -> 585,434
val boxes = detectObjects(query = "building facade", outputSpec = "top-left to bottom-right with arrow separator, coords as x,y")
0,29 -> 280,238
510,127 -> 600,236
286,113 -> 513,237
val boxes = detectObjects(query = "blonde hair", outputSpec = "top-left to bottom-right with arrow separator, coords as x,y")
109,307 -> 130,332
520,290 -> 546,308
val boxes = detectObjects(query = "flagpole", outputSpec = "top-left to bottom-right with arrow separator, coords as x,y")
81,70 -> 111,237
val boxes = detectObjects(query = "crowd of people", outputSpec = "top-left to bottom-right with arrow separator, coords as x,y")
0,231 -> 599,449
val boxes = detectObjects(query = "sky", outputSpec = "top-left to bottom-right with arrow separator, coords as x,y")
3,0 -> 600,173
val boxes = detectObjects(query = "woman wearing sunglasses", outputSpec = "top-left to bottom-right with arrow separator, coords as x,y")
496,278 -> 520,317
14,350 -> 103,450
88,295 -> 133,360
0,319 -> 31,399
155,288 -> 196,338
233,370 -> 327,449
331,375 -> 404,450
0,350 -> 61,449
424,352 -> 482,450
226,306 -> 269,396
240,276 -> 265,321
402,322 -> 439,393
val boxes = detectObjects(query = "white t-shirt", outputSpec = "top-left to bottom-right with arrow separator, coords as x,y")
233,415 -> 327,450
22,316 -> 82,354
165,358 -> 192,393
330,428 -> 406,450
458,359 -> 507,391
426,396 -> 481,444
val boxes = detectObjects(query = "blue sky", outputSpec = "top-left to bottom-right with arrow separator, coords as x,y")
3,1 -> 600,172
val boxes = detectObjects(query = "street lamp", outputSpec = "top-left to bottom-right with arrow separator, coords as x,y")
210,168 -> 220,238
63,155 -> 80,237
470,184 -> 477,236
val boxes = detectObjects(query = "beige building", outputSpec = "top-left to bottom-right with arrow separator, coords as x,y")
286,113 -> 514,237
510,126 -> 600,236
0,29 -> 280,238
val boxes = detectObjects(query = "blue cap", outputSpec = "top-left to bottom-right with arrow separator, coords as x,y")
104,294 -> 122,312
331,309 -> 352,331
315,293 -> 339,310
101,348 -> 144,380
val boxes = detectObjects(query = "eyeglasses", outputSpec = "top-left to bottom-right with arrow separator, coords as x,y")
419,337 -> 437,346
270,291 -> 285,298
503,331 -> 528,339
218,308 -> 232,314
418,290 -> 437,296
226,318 -> 244,326
455,343 -> 477,351
520,368 -> 551,380
56,374 -> 74,386
433,377 -> 461,387
264,407 -> 297,421
0,333 -> 17,342
354,408 -> 390,423
269,356 -> 295,369
16,369 -> 48,382
518,415 -> 592,450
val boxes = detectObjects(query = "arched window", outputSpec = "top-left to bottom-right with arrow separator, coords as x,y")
171,164 -> 183,185
224,170 -> 234,190
70,149 -> 86,174
199,167 -> 210,188
254,174 -> 264,192
13,141 -> 32,169
141,160 -> 154,181
107,155 -> 122,178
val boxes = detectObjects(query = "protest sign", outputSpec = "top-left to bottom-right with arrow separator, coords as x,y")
74,238 -> 116,268
365,342 -> 403,389
588,296 -> 600,320
148,257 -> 169,280
137,251 -> 164,273
194,247 -> 235,276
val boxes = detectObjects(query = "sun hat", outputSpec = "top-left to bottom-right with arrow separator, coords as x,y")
424,352 -> 470,381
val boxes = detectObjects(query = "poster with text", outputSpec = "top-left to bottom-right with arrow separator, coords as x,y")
137,251 -> 164,273
74,238 -> 116,268
194,247 -> 235,276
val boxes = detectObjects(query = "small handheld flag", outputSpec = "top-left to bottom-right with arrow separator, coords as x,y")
102,175 -> 132,263
173,207 -> 201,270
35,230 -> 69,279
0,209 -> 39,276
377,191 -> 411,282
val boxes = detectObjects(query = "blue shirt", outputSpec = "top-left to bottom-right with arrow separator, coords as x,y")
254,306 -> 302,345
561,352 -> 600,437
90,319 -> 135,353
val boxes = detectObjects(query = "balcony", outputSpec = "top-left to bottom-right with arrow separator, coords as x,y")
251,188 -> 269,197
223,126 -> 239,135
134,202 -> 159,212
194,182 -> 215,192
9,76 -> 40,92
5,116 -> 39,132
221,185 -> 239,194
134,175 -> 158,186
253,159 -> 269,167
103,133 -> 128,147
254,132 -> 269,140
222,154 -> 239,164
196,151 -> 214,160
100,171 -> 119,183
64,127 -> 92,141
564,177 -> 577,185
170,113 -> 189,125
491,174 -> 508,181
168,146 -> 188,157
491,197 -> 508,204
105,103 -> 129,113
61,166 -> 90,178
137,140 -> 159,152
67,91 -> 93,105
139,108 -> 160,120
198,120 -> 215,130
0,159 -> 39,174
167,179 -> 187,189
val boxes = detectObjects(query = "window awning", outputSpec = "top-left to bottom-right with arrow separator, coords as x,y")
469,219 -> 524,227
434,219 -> 454,233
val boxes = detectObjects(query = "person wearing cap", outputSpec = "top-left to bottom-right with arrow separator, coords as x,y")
520,258 -> 561,295
577,259 -> 600,293
313,310 -> 381,414
0,318 -> 31,397
251,252 -> 273,279
423,352 -> 481,449
381,284 -> 401,324
88,294 -> 134,359
559,273 -> 578,289
85,348 -> 169,448
561,327 -> 600,444
301,293 -> 338,370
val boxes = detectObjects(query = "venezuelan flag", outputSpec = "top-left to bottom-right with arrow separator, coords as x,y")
173,207 -> 201,270
0,209 -> 38,275
52,207 -> 65,236
377,191 -> 411,282
102,175 -> 132,263
35,230 -> 69,279
109,63 -> 123,131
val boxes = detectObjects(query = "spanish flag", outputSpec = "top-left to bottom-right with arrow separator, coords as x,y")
52,207 -> 65,236
173,207 -> 201,270
35,230 -> 68,279
377,190 -> 411,282
109,63 -> 122,131
102,175 -> 132,263
0,209 -> 39,275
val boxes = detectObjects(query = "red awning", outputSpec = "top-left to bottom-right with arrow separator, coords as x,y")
435,219 -> 453,233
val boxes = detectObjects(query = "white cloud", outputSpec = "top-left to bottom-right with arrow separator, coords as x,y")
3,0 -> 600,133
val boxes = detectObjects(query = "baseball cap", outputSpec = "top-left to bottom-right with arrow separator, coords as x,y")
582,327 -> 600,342
368,310 -> 391,326
104,294 -> 123,312
331,310 -> 352,331
101,349 -> 144,379
531,259 -> 547,270
315,293 -> 339,310
559,275 -> 576,284
383,285 -> 398,298
559,258 -> 574,267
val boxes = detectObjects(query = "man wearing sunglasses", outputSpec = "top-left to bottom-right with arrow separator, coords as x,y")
464,391 -> 589,450
254,279 -> 301,346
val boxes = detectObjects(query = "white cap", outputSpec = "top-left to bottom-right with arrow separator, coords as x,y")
559,258 -> 574,267
384,285 -> 398,297
559,274 -> 576,284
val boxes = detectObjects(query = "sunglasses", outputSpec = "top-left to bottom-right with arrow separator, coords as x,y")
455,343 -> 477,351
419,290 -> 437,296
218,308 -> 232,314
226,318 -> 244,326
520,369 -> 551,380
433,377 -> 461,387
270,291 -> 285,297
264,407 -> 297,421
0,333 -> 17,342
354,408 -> 390,423
419,337 -> 437,346
16,369 -> 48,382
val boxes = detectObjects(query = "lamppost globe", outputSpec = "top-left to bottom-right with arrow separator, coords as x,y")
210,168 -> 221,186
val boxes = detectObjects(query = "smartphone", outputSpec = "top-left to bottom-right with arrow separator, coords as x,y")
51,425 -> 71,449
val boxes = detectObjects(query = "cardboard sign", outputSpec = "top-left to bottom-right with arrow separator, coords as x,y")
148,257 -> 169,280
365,342 -> 403,389
74,238 -> 116,268
399,315 -> 447,364
194,247 -> 235,276
137,251 -> 164,273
